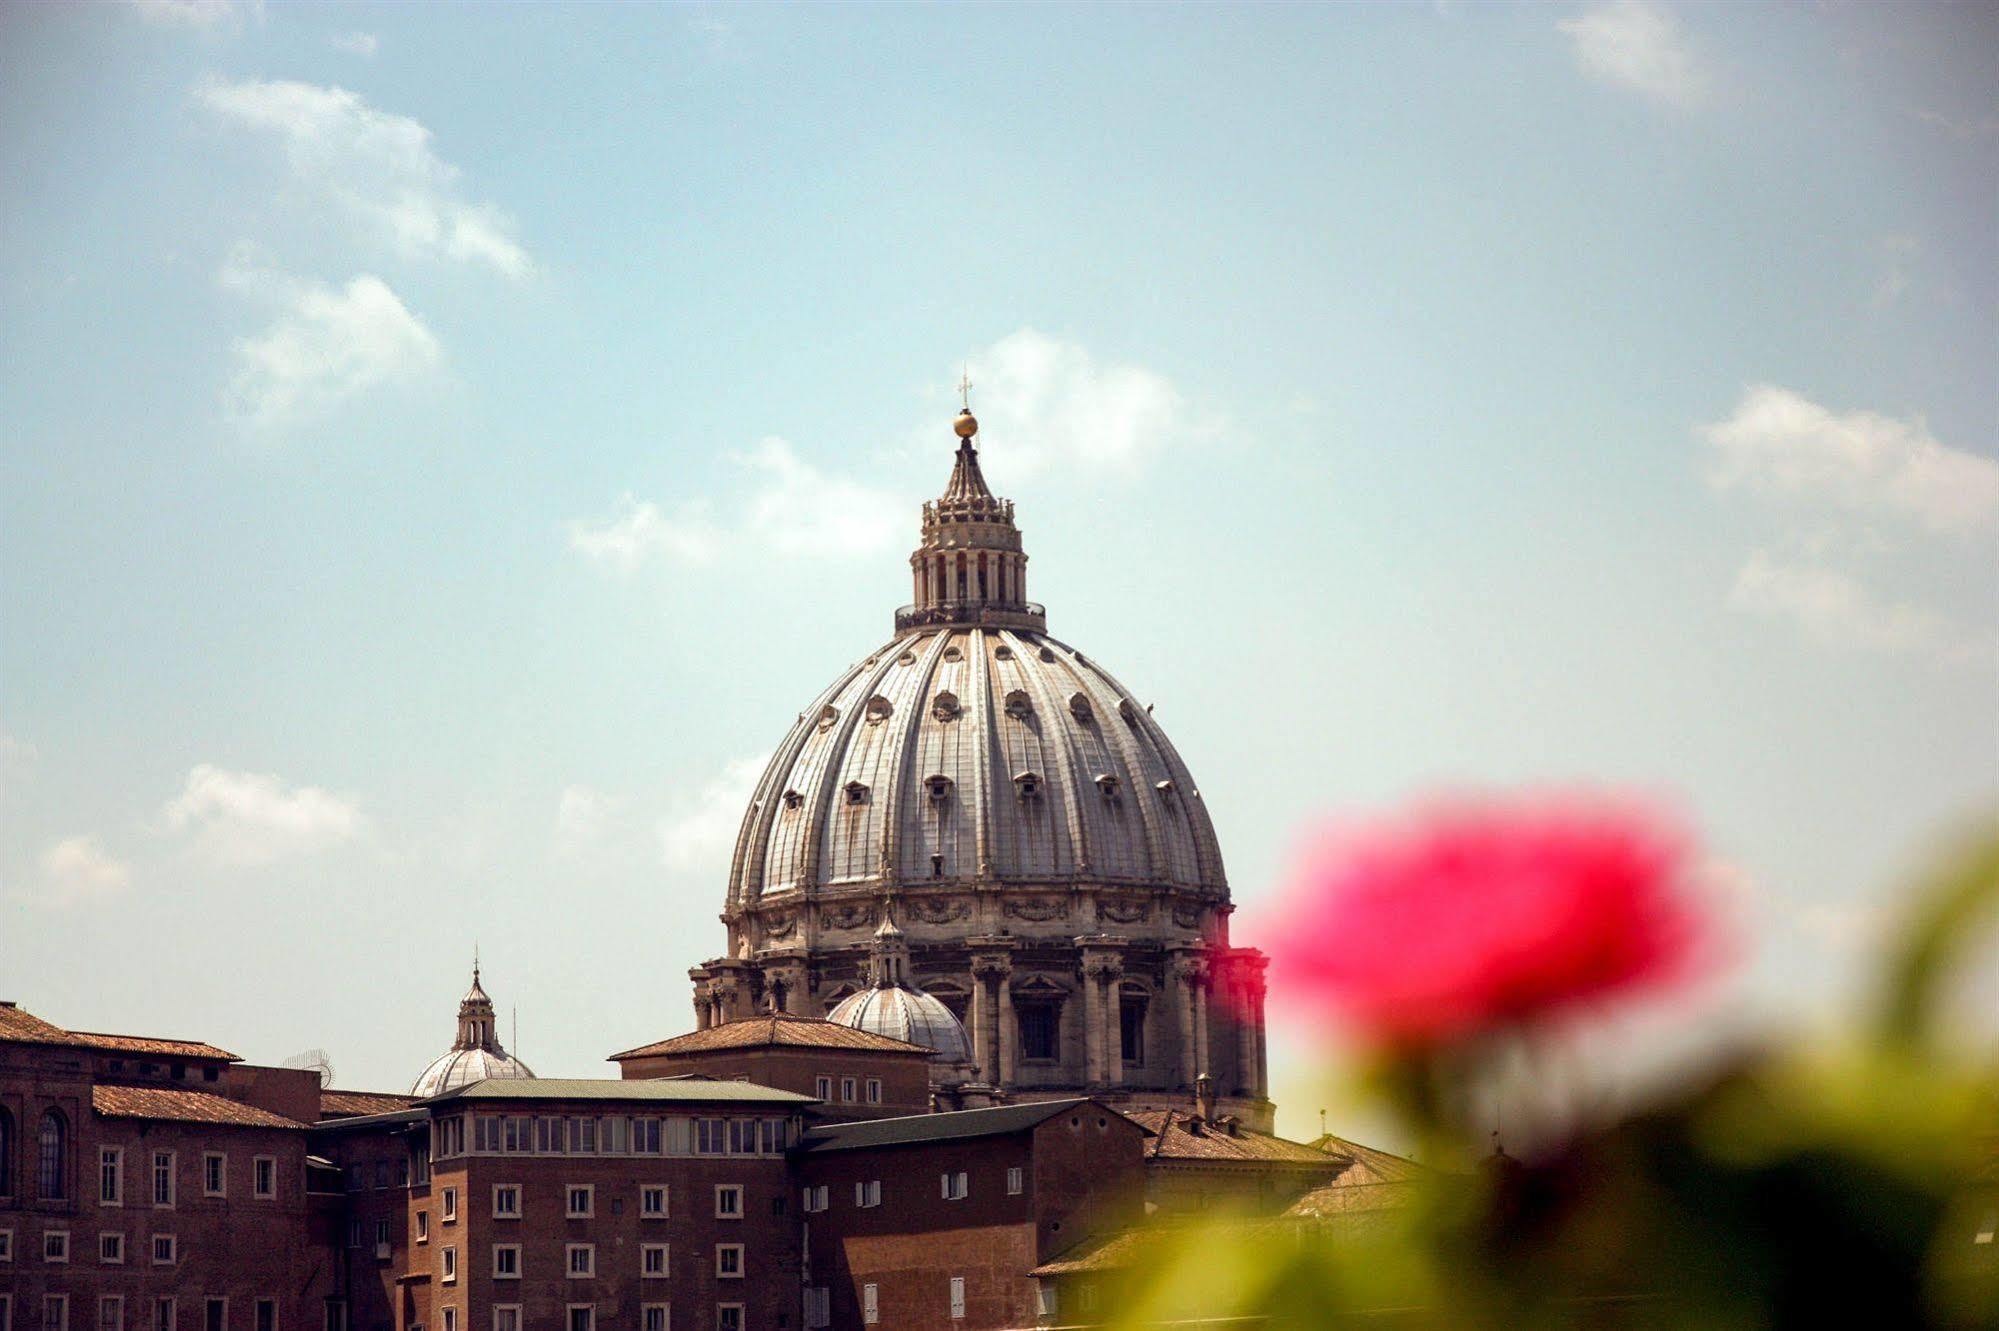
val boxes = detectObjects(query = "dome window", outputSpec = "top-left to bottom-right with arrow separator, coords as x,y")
932,692 -> 962,722
924,774 -> 954,803
1013,770 -> 1043,799
782,789 -> 805,810
943,644 -> 964,662
1039,646 -> 1057,662
995,644 -> 1014,660
1095,773 -> 1121,799
1004,689 -> 1033,720
1119,699 -> 1139,724
1155,779 -> 1178,803
816,705 -> 840,732
843,781 -> 870,806
1069,693 -> 1095,724
898,650 -> 916,666
865,696 -> 894,725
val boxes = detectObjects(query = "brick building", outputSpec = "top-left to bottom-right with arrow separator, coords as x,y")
608,1017 -> 935,1122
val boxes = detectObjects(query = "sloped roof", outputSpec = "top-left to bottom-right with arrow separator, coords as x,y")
799,1098 -> 1146,1154
1310,1133 -> 1425,1183
421,1077 -> 815,1106
1124,1109 -> 1349,1169
320,1089 -> 419,1120
93,1085 -> 308,1131
1283,1177 -> 1420,1219
610,1014 -> 935,1062
0,1001 -> 241,1062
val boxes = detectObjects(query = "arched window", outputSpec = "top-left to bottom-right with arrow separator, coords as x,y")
37,1109 -> 65,1199
977,554 -> 988,600
0,1105 -> 13,1196
956,554 -> 967,600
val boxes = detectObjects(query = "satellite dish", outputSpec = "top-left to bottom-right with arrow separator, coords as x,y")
283,1048 -> 335,1088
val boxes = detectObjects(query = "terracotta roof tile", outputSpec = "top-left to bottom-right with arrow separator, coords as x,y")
1123,1109 -> 1347,1167
93,1085 -> 309,1131
0,1002 -> 73,1046
1283,1177 -> 1420,1218
1309,1133 -> 1426,1183
319,1089 -> 419,1119
69,1031 -> 238,1061
610,1014 -> 935,1061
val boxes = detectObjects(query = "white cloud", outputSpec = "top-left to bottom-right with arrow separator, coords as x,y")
162,764 -> 364,866
953,328 -> 1204,487
1728,550 -> 1965,660
1911,108 -> 1999,140
554,785 -> 626,853
127,0 -> 256,28
21,837 -> 131,908
568,441 -> 900,576
224,271 -> 440,427
659,754 -> 768,876
1704,385 -> 1999,536
1557,1 -> 1708,110
197,77 -> 530,278
330,31 -> 379,57
565,495 -> 722,574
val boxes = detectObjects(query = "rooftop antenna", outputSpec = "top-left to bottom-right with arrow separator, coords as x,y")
511,1005 -> 518,1057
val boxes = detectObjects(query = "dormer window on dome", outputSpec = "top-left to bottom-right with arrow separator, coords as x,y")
1069,694 -> 1094,723
932,692 -> 962,722
924,774 -> 954,803
844,781 -> 870,806
1003,689 -> 1033,719
782,789 -> 804,810
865,696 -> 893,724
1095,773 -> 1121,799
1013,770 -> 1042,799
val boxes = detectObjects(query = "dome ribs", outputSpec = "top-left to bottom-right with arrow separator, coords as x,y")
873,631 -> 948,885
890,630 -> 958,884
802,650 -> 907,892
731,661 -> 863,914
1011,632 -> 1095,878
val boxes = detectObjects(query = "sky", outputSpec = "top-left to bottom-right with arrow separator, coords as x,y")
1,0 -> 1994,1139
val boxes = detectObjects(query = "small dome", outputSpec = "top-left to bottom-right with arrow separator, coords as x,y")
411,1046 -> 534,1099
826,985 -> 972,1064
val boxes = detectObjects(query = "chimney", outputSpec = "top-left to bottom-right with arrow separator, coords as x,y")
1194,1072 -> 1216,1124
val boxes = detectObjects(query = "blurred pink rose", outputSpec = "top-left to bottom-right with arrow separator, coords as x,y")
1267,797 -> 1706,1046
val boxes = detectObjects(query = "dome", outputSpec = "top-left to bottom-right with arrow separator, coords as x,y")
726,630 -> 1226,907
825,985 -> 973,1065
410,963 -> 535,1098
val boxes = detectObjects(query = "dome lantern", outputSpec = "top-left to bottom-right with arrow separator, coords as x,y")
411,957 -> 535,1098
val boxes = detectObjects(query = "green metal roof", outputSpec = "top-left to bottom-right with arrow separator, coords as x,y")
797,1097 -> 1147,1154
422,1077 -> 816,1106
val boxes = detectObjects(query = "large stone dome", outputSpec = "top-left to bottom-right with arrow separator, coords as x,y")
692,401 -> 1270,1129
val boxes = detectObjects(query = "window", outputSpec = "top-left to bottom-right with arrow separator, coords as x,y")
204,1300 -> 226,1331
0,1228 -> 10,1260
415,1211 -> 429,1244
839,1077 -> 857,1103
715,1244 -> 744,1279
641,1185 -> 668,1218
374,1220 -> 391,1250
1017,1003 -> 1058,1061
694,1120 -> 726,1155
97,1297 -> 124,1331
714,1184 -> 742,1218
566,1185 -> 593,1219
861,1285 -> 879,1326
814,1076 -> 832,1100
152,1235 -> 176,1266
203,1153 -> 226,1197
492,1310 -> 521,1331
323,1302 -> 346,1331
440,1245 -> 457,1284
492,1244 -> 519,1279
634,1118 -> 662,1154
949,1276 -> 966,1320
42,1298 -> 67,1331
566,1244 -> 595,1278
865,1078 -> 882,1104
155,1301 -> 175,1331
1120,997 -> 1146,1066
99,1148 -> 123,1205
38,1112 -> 67,1200
940,1171 -> 968,1201
716,1308 -> 743,1331
565,1309 -> 593,1331
569,1118 -> 597,1154
43,1229 -> 69,1263
1006,1166 -> 1023,1195
152,1152 -> 174,1208
253,1157 -> 276,1199
641,1243 -> 669,1277
99,1232 -> 124,1264
255,1300 -> 277,1331
0,1109 -> 10,1197
440,1187 -> 458,1222
440,1313 -> 455,1331
641,1307 -> 668,1331
802,1184 -> 828,1212
374,1162 -> 390,1190
854,1179 -> 880,1208
804,1288 -> 830,1330
492,1184 -> 520,1218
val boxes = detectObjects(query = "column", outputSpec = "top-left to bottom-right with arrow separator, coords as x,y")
969,970 -> 992,1083
1103,964 -> 1125,1088
997,973 -> 1016,1086
1253,971 -> 1270,1100
1081,962 -> 1106,1086
1192,973 -> 1209,1080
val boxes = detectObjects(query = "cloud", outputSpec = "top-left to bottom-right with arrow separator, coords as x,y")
224,270 -> 440,427
197,77 -> 530,278
953,328 -> 1206,487
19,837 -> 131,908
554,785 -> 627,854
1873,234 -> 1919,306
127,0 -> 256,28
1910,108 -> 1999,140
659,754 -> 768,876
161,764 -> 365,866
1704,385 -> 1999,536
566,495 -> 722,574
1557,1 -> 1708,110
1728,550 -> 1968,660
568,441 -> 900,576
330,31 -> 379,57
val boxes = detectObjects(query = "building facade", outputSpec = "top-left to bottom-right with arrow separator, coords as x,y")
693,405 -> 1272,1129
